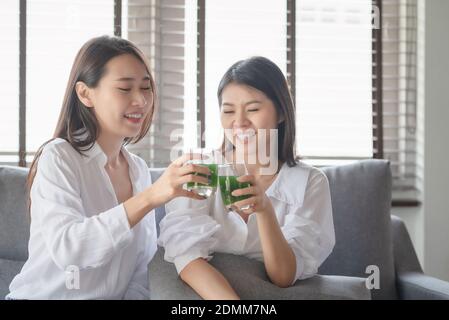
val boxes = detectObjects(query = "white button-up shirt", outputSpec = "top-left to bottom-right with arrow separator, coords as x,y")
158,162 -> 335,282
7,138 -> 157,300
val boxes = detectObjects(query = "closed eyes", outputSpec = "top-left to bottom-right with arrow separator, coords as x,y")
222,108 -> 259,114
118,87 -> 151,92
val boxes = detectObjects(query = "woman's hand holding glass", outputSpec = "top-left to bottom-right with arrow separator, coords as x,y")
184,149 -> 219,198
230,175 -> 274,216
149,153 -> 211,208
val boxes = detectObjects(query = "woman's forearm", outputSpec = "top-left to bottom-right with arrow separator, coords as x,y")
179,258 -> 240,300
123,185 -> 160,228
257,208 -> 296,287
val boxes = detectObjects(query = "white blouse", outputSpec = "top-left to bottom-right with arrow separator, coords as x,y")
6,138 -> 157,300
158,162 -> 335,283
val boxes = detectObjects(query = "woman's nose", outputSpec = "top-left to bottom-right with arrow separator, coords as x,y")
234,110 -> 249,126
132,91 -> 147,107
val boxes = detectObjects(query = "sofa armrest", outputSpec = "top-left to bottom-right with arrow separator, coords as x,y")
391,215 -> 423,273
397,272 -> 449,300
392,215 -> 449,300
148,247 -> 371,300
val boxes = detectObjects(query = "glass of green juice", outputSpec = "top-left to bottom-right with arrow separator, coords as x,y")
218,163 -> 252,211
185,150 -> 218,198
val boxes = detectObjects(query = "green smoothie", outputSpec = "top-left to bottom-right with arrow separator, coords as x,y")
186,163 -> 218,197
219,175 -> 251,208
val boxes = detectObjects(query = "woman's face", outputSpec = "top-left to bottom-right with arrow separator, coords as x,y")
89,53 -> 153,140
220,82 -> 280,160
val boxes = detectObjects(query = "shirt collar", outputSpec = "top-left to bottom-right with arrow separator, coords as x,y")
72,130 -> 140,188
83,141 -> 139,187
70,130 -> 102,164
265,161 -> 311,207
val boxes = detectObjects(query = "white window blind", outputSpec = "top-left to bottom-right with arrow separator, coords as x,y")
295,0 -> 373,164
126,0 -> 190,168
0,0 -> 417,204
124,0 -> 419,203
203,0 -> 287,149
382,0 -> 419,201
0,0 -> 20,165
26,0 -> 114,160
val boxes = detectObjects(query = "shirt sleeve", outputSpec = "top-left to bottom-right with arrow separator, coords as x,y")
31,145 -> 133,271
157,196 -> 221,274
280,168 -> 336,282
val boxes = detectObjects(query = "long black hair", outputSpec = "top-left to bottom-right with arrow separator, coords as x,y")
217,56 -> 298,167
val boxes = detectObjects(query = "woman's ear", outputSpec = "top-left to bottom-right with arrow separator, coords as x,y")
75,81 -> 94,108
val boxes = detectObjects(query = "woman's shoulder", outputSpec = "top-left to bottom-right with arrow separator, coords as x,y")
270,161 -> 328,206
32,139 -> 83,190
39,138 -> 84,169
282,161 -> 328,184
42,138 -> 79,157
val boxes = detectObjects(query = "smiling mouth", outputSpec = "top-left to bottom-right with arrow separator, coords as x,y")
124,113 -> 143,119
124,113 -> 144,124
234,129 -> 256,143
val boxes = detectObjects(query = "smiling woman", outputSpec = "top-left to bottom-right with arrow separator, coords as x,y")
158,57 -> 335,300
27,37 -> 155,190
217,57 -> 296,168
74,53 -> 154,141
6,35 -> 212,300
117,74 -> 152,125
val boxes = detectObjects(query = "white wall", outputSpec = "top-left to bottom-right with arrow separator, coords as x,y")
421,0 -> 449,281
393,0 -> 449,282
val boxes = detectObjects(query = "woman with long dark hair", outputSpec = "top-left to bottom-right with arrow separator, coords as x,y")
6,35 -> 208,300
158,57 -> 336,299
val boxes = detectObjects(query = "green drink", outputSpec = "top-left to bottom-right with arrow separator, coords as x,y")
186,163 -> 218,197
218,163 -> 252,210
219,175 -> 251,209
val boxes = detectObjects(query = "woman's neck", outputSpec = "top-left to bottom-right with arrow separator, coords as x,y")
96,132 -> 125,168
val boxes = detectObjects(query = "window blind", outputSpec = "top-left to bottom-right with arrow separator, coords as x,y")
295,0 -> 374,162
0,1 -> 20,165
25,0 -> 114,161
126,0 -> 188,168
202,0 -> 287,149
382,0 -> 419,203
0,0 -> 420,205
128,0 -> 419,203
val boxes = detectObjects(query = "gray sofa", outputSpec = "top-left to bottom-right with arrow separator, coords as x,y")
2,160 -> 449,299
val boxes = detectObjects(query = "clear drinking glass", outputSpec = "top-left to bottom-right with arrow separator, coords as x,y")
184,149 -> 219,198
218,163 -> 252,211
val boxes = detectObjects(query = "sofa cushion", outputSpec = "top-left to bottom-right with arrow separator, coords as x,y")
0,166 -> 30,261
319,160 -> 396,299
148,247 -> 371,300
0,258 -> 26,298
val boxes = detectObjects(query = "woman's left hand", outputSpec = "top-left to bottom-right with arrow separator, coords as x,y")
231,175 -> 274,216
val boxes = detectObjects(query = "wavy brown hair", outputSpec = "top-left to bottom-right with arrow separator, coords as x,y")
27,35 -> 156,209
